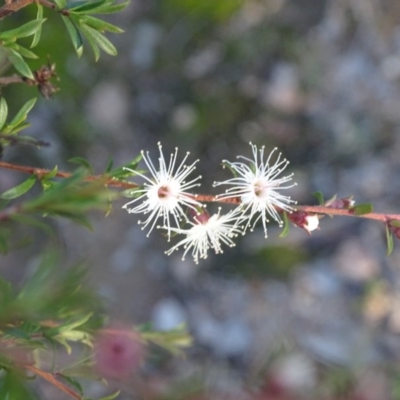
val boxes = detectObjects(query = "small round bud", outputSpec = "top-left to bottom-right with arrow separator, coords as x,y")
94,327 -> 145,380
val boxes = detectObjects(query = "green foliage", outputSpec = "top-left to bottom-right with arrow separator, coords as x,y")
279,211 -> 290,238
0,98 -> 38,148
0,20 -> 45,79
61,0 -> 129,60
0,1 -> 195,398
386,224 -> 394,256
140,323 -> 193,357
349,203 -> 373,215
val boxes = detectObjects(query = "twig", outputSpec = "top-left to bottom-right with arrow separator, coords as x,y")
1,160 -> 400,220
25,365 -> 81,399
0,0 -> 69,19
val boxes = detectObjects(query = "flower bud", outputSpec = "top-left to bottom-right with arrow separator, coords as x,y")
288,211 -> 319,234
325,196 -> 355,209
94,327 -> 145,379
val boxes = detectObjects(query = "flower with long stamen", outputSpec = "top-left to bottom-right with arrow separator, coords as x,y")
213,143 -> 297,237
122,143 -> 202,239
165,208 -> 243,264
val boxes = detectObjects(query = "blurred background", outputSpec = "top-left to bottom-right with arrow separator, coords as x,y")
4,0 -> 400,398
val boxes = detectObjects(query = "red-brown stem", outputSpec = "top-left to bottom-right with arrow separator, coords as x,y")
25,365 -> 81,399
0,0 -> 69,19
1,160 -> 400,221
296,205 -> 400,223
0,75 -> 25,86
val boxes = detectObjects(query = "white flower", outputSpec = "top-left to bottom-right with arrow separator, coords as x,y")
213,143 -> 297,237
122,143 -> 202,239
165,208 -> 243,264
303,215 -> 319,233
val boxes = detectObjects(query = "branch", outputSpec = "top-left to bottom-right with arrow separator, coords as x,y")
0,0 -> 69,19
25,365 -> 81,399
1,161 -> 400,221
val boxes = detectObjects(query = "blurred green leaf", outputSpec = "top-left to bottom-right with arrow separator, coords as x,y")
312,191 -> 325,205
99,391 -> 121,400
8,98 -> 37,128
8,44 -> 38,59
0,19 -> 45,40
0,176 -> 36,200
68,157 -> 94,174
61,16 -> 84,57
279,211 -> 290,238
387,224 -> 394,256
0,98 -> 8,131
7,49 -> 34,80
53,0 -> 67,9
107,154 -> 142,180
31,4 -> 44,48
350,203 -> 373,215
80,24 -> 117,57
69,0 -> 129,14
83,15 -> 124,33
141,324 -> 192,355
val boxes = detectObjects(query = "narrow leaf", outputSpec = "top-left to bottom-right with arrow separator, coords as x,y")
88,1 -> 129,14
53,0 -> 67,9
312,191 -> 325,205
8,49 -> 34,80
9,98 -> 37,128
83,15 -> 124,33
68,157 -> 94,174
386,224 -> 394,256
2,122 -> 31,135
80,24 -> 117,56
99,391 -> 121,400
0,19 -> 45,40
9,44 -> 38,59
349,203 -> 373,215
0,98 -> 8,131
31,5 -> 44,48
67,0 -> 105,12
61,16 -> 84,57
0,176 -> 36,200
279,211 -> 290,238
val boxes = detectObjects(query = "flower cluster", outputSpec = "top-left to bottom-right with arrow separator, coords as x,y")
122,142 -> 306,263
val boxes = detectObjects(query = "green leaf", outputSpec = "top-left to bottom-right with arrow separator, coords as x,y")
7,49 -> 34,80
108,154 -> 142,180
0,19 -> 45,40
61,16 -> 84,57
80,24 -> 117,57
68,0 -> 129,14
43,165 -> 59,180
279,211 -> 290,238
99,391 -> 121,400
31,5 -> 44,48
312,191 -> 325,205
386,224 -> 394,256
89,1 -> 129,14
349,203 -> 373,215
82,15 -> 124,33
9,43 -> 38,59
8,98 -> 37,128
53,0 -> 67,9
105,157 -> 113,173
0,176 -> 36,200
67,0 -> 105,12
2,122 -> 31,135
0,98 -> 8,131
68,157 -> 94,174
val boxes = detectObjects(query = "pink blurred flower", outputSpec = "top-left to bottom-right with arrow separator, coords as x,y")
94,328 -> 144,379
